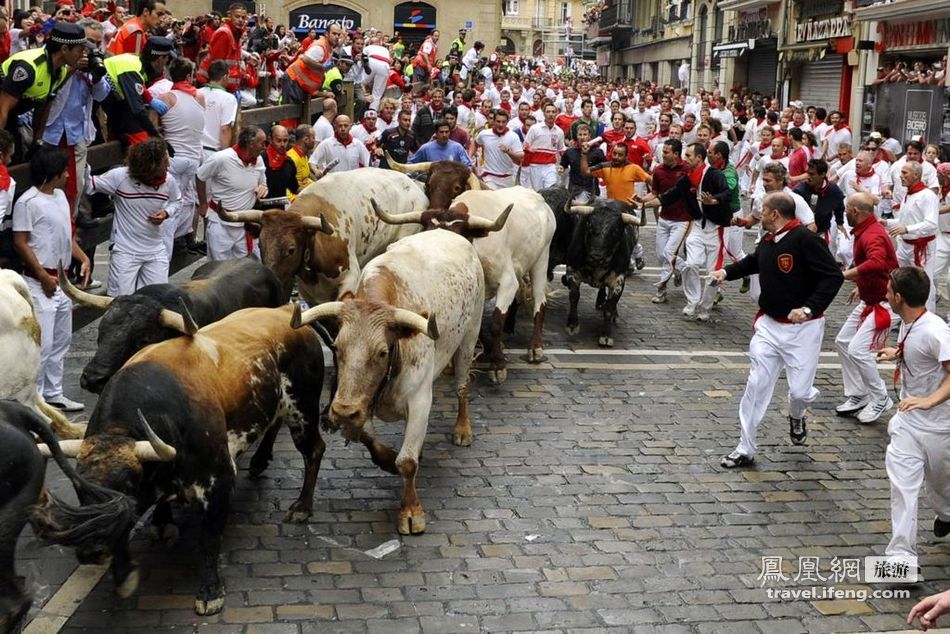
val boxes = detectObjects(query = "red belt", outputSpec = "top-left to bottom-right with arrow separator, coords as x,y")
903,235 -> 935,267
858,301 -> 892,349
369,54 -> 391,64
481,172 -> 511,178
24,267 -> 58,280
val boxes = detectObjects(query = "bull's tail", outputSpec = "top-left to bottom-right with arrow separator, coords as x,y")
35,396 -> 86,440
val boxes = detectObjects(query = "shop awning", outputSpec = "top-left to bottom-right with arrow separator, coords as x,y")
855,0 -> 950,21
713,41 -> 750,57
717,0 -> 779,11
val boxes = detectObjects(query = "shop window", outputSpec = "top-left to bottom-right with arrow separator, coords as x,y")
697,5 -> 708,70
504,0 -> 520,16
711,8 -> 723,70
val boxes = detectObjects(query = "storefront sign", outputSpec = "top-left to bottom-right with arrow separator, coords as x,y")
393,2 -> 437,29
289,4 -> 361,34
878,18 -> 950,52
728,18 -> 772,42
797,0 -> 844,20
795,16 -> 850,42
904,90 -> 934,142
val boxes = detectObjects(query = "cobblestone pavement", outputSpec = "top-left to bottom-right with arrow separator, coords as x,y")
16,227 -> 950,633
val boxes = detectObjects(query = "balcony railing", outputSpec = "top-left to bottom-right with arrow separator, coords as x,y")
532,17 -> 555,29
501,15 -> 533,30
599,0 -> 633,30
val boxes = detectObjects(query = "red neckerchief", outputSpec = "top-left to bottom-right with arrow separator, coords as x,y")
894,310 -> 926,390
266,143 -> 287,169
770,152 -> 785,160
907,181 -> 928,196
171,80 -> 197,98
232,144 -> 257,167
813,177 -> 831,196
379,113 -> 393,126
335,133 -> 354,147
0,163 -> 11,191
140,175 -> 166,188
687,163 -> 704,191
754,117 -> 765,126
758,140 -> 771,151
856,167 -> 875,182
834,121 -> 849,131
763,219 -> 801,242
682,122 -> 694,132
709,155 -> 726,170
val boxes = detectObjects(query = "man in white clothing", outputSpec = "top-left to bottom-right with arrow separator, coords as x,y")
199,60 -> 238,159
197,126 -> 268,261
523,104 -> 565,191
877,267 -> 950,575
311,115 -> 371,175
883,141 -> 939,215
473,109 -> 523,190
363,41 -> 391,110
884,161 -> 940,311
313,98 -> 337,145
460,41 -> 484,84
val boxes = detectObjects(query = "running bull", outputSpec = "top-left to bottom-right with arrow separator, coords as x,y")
562,199 -> 642,347
293,227 -> 495,535
35,305 -> 326,615
62,258 -> 283,393
219,168 -> 426,304
373,185 -> 555,384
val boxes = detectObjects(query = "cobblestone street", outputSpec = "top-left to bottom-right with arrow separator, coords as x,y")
16,227 -> 950,633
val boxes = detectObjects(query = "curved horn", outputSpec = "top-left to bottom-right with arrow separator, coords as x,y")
385,152 -> 431,173
621,212 -> 641,226
135,410 -> 176,462
301,213 -> 334,235
217,207 -> 263,223
371,198 -> 423,225
392,308 -> 439,340
467,204 -> 514,233
37,440 -> 83,459
292,301 -> 344,329
58,264 -> 113,310
466,172 -> 482,191
157,301 -> 198,337
567,205 -> 595,216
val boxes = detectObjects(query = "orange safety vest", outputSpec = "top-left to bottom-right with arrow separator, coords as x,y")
413,37 -> 437,71
107,16 -> 145,56
286,38 -> 330,96
196,24 -> 243,91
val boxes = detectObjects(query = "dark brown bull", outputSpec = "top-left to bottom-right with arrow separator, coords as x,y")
386,153 -> 483,211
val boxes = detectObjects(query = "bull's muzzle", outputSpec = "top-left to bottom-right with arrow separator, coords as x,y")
328,401 -> 367,440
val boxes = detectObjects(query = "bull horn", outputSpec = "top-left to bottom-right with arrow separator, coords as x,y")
466,172 -> 482,191
371,198 -> 423,225
217,207 -> 263,223
621,212 -> 642,226
301,213 -> 334,235
58,264 -> 113,310
135,410 -> 176,462
567,205 -> 595,216
292,301 -> 344,329
467,204 -> 514,233
393,308 -> 439,340
158,300 -> 199,337
37,440 -> 83,459
385,152 -> 431,173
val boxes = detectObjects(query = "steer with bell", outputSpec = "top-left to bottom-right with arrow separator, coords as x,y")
293,226 -> 496,535
37,305 -> 326,616
563,199 -> 642,347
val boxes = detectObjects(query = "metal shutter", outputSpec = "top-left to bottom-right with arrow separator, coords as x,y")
796,54 -> 843,113
747,39 -> 778,98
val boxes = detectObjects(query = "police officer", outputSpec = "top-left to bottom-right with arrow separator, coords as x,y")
450,28 -> 467,55
102,35 -> 175,149
323,55 -> 351,104
0,22 -> 91,161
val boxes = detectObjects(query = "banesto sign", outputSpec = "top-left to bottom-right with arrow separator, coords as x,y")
290,4 -> 362,33
795,16 -> 850,42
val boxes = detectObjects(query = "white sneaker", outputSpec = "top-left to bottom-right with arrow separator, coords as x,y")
857,396 -> 894,424
651,289 -> 667,304
696,310 -> 710,322
46,396 -> 85,412
682,303 -> 697,318
836,395 -> 870,415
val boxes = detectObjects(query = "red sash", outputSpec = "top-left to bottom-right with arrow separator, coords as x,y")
903,235 -> 935,266
858,303 -> 892,350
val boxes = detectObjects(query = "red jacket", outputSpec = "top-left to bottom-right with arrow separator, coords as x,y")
852,214 -> 898,304
621,135 -> 653,171
198,23 -> 243,91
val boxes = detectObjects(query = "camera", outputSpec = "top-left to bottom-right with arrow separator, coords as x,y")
87,49 -> 106,82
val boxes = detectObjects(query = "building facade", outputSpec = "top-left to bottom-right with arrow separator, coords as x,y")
500,0 -> 592,58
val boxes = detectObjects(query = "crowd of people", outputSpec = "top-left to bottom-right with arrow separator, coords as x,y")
3,0 -> 950,627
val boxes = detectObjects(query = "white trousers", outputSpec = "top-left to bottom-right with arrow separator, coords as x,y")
885,415 -> 950,558
163,156 -> 200,258
525,164 -> 557,191
896,239 -> 937,312
932,232 -> 950,304
735,315 -> 824,457
366,57 -> 390,111
25,277 -> 72,401
835,301 -> 895,400
683,223 -> 729,311
655,218 -> 690,286
206,222 -> 249,261
482,174 -> 515,190
107,248 -> 169,296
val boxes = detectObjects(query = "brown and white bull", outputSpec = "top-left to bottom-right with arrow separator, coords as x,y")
292,228 -> 497,535
36,305 -> 327,615
219,168 -> 427,304
0,270 -> 83,439
374,186 -> 556,384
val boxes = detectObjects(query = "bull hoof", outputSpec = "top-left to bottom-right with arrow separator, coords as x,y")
247,459 -> 270,479
283,501 -> 312,524
489,368 -> 507,385
566,324 -> 579,336
116,568 -> 140,599
527,347 -> 545,363
598,336 -> 614,348
397,510 -> 427,535
452,429 -> 473,447
194,595 -> 225,616
0,596 -> 31,634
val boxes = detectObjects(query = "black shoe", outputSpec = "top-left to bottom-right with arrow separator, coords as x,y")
789,415 -> 807,445
187,240 -> 207,255
935,517 -> 950,538
635,257 -> 645,270
721,451 -> 755,468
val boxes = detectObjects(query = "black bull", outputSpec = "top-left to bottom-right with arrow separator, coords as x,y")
70,258 -> 283,394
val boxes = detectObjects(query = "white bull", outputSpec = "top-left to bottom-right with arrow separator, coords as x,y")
0,270 -> 83,439
220,168 -> 426,304
293,229 -> 492,535
374,186 -> 556,384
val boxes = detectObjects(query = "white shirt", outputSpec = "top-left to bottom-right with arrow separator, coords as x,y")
461,47 -> 479,71
199,86 -> 238,151
710,107 -> 734,128
822,126 -> 852,160
475,128 -> 523,177
456,103 -> 474,130
88,167 -> 182,255
352,123 -> 382,145
751,187 -> 814,225
197,148 -> 266,227
310,135 -> 370,173
888,159 -> 938,205
839,169 -> 882,198
524,121 -> 565,163
895,311 -> 950,432
161,89 -> 206,162
888,187 -> 938,239
314,116 -> 334,144
630,109 -> 656,138
11,187 -> 71,268
0,172 -> 16,231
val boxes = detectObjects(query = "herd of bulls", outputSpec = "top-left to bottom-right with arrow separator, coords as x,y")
0,160 -> 645,628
